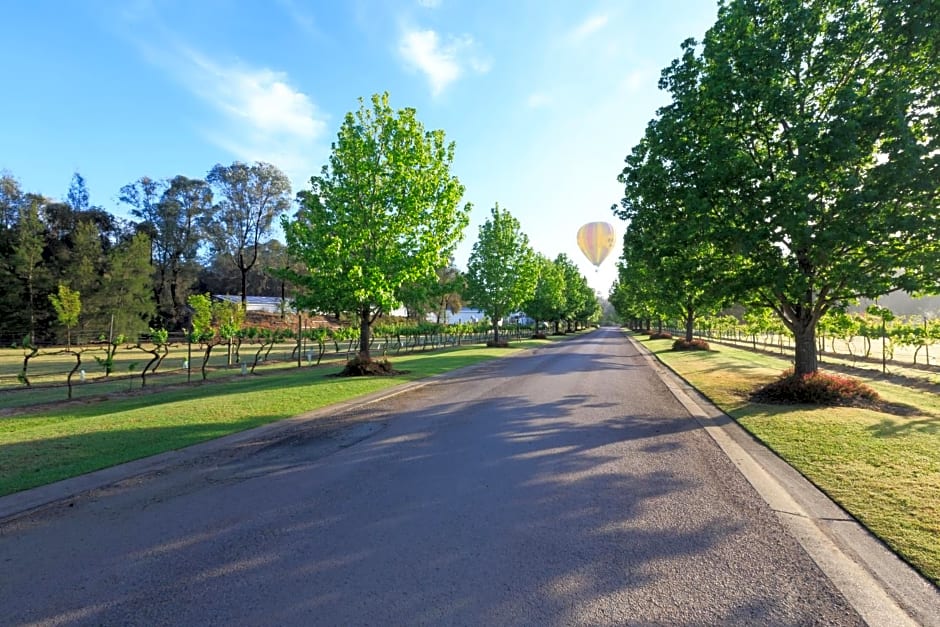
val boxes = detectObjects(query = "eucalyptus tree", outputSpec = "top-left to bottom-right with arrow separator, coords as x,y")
284,93 -> 470,364
465,205 -> 537,345
619,0 -> 940,375
400,261 -> 466,322
66,172 -> 90,212
122,176 -> 214,324
0,172 -> 23,228
206,162 -> 292,307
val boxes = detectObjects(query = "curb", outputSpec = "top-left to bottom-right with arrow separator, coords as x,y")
625,333 -> 940,627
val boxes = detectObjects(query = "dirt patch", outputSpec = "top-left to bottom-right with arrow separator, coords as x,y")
673,338 -> 710,351
335,357 -> 406,377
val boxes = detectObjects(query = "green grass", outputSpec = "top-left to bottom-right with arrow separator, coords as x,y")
0,341 -> 546,497
637,334 -> 940,586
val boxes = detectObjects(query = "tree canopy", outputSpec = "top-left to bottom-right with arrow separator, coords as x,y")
284,93 -> 471,362
465,204 -> 537,344
207,162 -> 292,308
523,254 -> 566,333
614,0 -> 940,375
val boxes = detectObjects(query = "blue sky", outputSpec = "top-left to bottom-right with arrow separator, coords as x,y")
1,0 -> 719,295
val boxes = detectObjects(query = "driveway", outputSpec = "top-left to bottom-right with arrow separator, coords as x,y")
0,328 -> 895,624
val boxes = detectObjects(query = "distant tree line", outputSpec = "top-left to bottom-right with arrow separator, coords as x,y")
0,162 -> 293,345
2,95 -> 603,361
610,0 -> 939,376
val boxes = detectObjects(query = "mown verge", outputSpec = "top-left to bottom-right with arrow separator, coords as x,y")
0,341 -> 550,497
634,333 -> 940,587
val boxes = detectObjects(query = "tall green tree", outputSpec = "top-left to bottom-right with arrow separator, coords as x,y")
465,205 -> 537,345
523,253 -> 566,333
121,176 -> 213,324
284,93 -> 471,363
100,232 -> 156,339
207,162 -> 292,307
608,260 -> 663,330
555,254 -> 591,332
67,220 -> 103,333
615,152 -> 735,341
0,174 -> 27,336
13,196 -> 49,343
619,0 -> 940,375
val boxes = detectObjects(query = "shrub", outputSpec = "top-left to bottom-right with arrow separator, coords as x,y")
338,356 -> 403,376
752,370 -> 878,406
649,331 -> 673,340
672,338 -> 710,351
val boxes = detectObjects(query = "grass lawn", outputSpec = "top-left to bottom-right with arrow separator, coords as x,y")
0,341 -> 547,498
635,334 -> 940,587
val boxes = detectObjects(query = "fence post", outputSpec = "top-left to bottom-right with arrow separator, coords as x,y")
882,318 -> 887,374
925,316 -> 930,366
297,313 -> 303,368
187,330 -> 192,384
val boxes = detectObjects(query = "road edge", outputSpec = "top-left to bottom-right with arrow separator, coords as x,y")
624,332 -> 940,627
0,347 -> 540,523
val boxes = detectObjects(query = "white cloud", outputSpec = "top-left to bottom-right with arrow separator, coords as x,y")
139,42 -> 327,189
399,28 -> 489,96
569,14 -> 609,42
182,49 -> 324,140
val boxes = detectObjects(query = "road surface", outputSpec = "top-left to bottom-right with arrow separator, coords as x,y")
1,328 -> 869,625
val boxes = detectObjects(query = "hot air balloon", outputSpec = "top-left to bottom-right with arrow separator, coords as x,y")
577,222 -> 615,269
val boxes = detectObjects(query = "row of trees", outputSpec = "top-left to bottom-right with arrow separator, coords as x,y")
5,93 -> 600,363
0,163 -> 294,344
465,206 -> 599,345
611,0 -> 939,376
0,174 -> 153,345
283,93 -> 600,366
650,306 -> 940,368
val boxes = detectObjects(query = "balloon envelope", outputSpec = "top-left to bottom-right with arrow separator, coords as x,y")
577,222 -> 615,267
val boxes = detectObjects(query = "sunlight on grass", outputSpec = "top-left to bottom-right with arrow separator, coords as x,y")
635,333 -> 940,586
0,342 -> 538,497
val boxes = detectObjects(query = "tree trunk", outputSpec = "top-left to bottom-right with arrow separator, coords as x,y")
358,307 -> 371,361
240,267 -> 248,308
202,344 -> 213,381
792,321 -> 818,376
684,307 -> 694,342
492,316 -> 500,345
66,350 -> 81,400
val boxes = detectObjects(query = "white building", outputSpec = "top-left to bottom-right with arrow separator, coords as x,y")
212,295 -> 293,314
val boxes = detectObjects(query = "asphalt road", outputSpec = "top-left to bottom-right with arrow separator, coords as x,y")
0,328 -> 874,624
